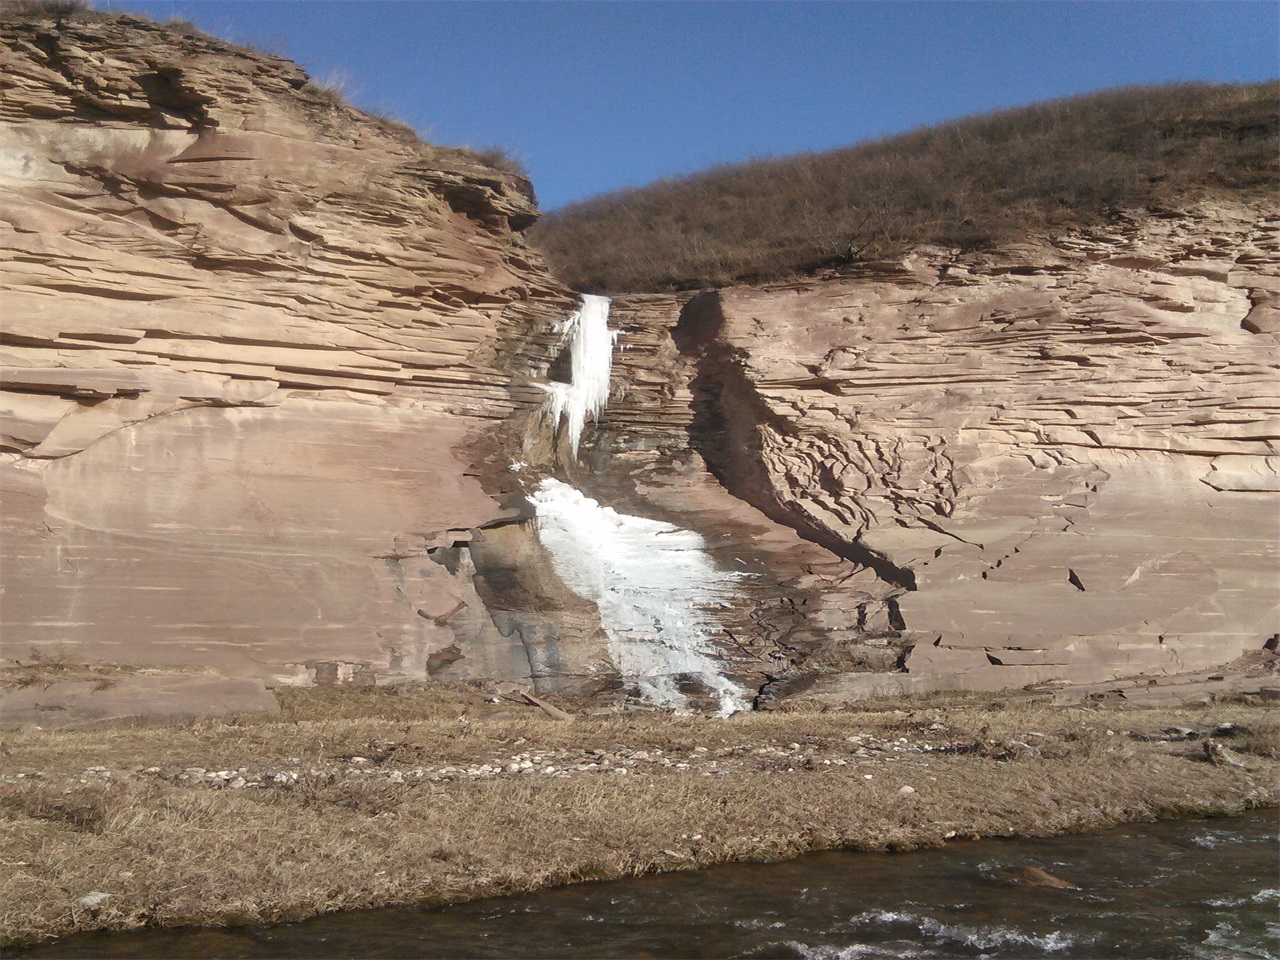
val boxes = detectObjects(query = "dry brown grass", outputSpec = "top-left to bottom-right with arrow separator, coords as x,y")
0,0 -> 102,20
533,82 -> 1280,293
1,683 -> 1274,946
0,653 -> 174,694
0,0 -> 203,35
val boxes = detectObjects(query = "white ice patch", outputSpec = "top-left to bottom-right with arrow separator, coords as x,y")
528,478 -> 747,714
539,294 -> 617,457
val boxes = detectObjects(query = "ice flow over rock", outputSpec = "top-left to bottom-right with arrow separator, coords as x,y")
529,296 -> 746,713
529,479 -> 747,714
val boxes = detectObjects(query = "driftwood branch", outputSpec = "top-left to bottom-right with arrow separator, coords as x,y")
521,692 -> 574,721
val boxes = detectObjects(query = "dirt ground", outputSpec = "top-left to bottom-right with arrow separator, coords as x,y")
1,676 -> 1276,946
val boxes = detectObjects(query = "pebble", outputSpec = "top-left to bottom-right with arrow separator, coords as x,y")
19,727 -> 1087,795
75,892 -> 111,910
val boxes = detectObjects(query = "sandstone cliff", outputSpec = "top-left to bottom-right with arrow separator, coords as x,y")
2,9 -> 1276,719
0,9 -> 607,707
589,200 -> 1280,702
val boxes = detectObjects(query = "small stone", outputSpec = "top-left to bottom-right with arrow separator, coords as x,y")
898,785 -> 916,795
228,777 -> 247,789
76,892 -> 111,911
1003,740 -> 1042,759
1204,740 -> 1248,769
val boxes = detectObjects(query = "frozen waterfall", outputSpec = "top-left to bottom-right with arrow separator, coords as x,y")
529,479 -> 747,715
539,293 -> 616,457
525,294 -> 748,713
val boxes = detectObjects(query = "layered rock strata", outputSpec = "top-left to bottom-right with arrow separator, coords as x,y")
2,12 -> 1276,714
0,12 -> 603,699
590,199 -> 1279,701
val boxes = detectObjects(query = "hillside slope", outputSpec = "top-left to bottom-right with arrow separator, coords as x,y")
533,83 -> 1279,293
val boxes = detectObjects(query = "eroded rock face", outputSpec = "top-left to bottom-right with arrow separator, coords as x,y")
2,12 -> 1275,711
592,199 -> 1280,702
0,12 -> 604,692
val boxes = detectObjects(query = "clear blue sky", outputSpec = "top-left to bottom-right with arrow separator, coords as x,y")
109,1 -> 1278,210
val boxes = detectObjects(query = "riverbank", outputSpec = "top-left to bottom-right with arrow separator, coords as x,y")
2,678 -> 1276,946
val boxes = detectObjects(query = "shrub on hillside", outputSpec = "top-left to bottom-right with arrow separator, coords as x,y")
532,82 -> 1279,293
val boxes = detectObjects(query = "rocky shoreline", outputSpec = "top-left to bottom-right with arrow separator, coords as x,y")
7,721 -> 1260,794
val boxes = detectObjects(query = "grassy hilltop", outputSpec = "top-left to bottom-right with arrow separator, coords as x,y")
532,82 -> 1279,293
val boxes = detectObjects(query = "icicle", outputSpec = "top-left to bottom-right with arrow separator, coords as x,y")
529,478 -> 748,715
539,294 -> 616,457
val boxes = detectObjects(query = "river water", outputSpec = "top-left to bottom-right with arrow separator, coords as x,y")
20,810 -> 1277,959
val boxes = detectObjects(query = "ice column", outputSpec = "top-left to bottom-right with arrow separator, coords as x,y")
540,294 -> 616,457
